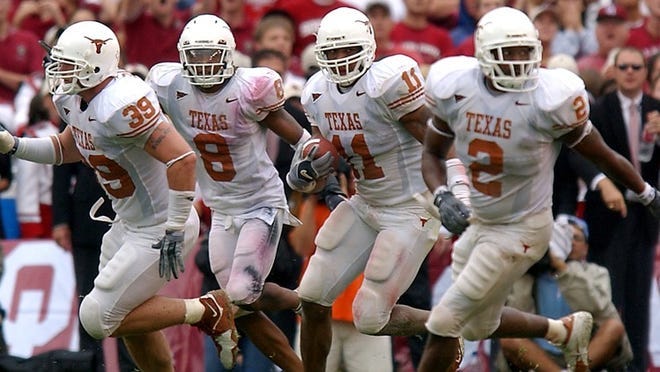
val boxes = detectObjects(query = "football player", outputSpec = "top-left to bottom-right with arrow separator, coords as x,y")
419,7 -> 660,372
285,7 -> 440,371
0,21 -> 237,372
147,14 -> 314,371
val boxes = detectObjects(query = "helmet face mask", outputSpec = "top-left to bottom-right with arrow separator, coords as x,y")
178,15 -> 236,88
46,21 -> 120,95
315,7 -> 376,86
475,7 -> 542,92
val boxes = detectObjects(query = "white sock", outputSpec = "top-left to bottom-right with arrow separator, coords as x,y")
183,298 -> 206,324
545,319 -> 568,345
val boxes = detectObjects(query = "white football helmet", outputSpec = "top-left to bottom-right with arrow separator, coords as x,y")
46,21 -> 120,95
315,7 -> 376,86
474,7 -> 542,92
178,14 -> 236,87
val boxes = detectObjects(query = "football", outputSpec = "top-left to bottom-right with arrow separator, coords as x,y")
301,135 -> 340,172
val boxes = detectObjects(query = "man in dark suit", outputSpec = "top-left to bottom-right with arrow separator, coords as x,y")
51,124 -> 137,372
570,46 -> 660,372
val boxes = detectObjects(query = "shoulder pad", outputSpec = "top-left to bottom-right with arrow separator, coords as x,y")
234,67 -> 284,106
363,54 -> 420,97
534,68 -> 586,112
93,75 -> 155,122
146,62 -> 182,88
426,56 -> 479,100
301,71 -> 326,107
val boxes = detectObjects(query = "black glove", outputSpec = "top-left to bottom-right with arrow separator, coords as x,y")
152,229 -> 185,281
646,189 -> 660,219
320,174 -> 348,211
286,144 -> 334,193
434,190 -> 471,235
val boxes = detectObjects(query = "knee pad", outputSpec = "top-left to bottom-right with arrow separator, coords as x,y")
79,295 -> 110,340
225,271 -> 264,306
426,303 -> 462,338
363,231 -> 398,282
352,286 -> 390,335
297,254 -> 333,306
315,202 -> 355,250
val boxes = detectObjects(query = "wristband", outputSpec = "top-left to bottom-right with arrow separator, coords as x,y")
165,190 -> 195,231
291,130 -> 312,150
9,136 -> 18,155
433,185 -> 449,198
636,182 -> 655,206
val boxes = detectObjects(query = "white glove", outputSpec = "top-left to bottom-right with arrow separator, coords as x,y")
0,131 -> 16,154
548,219 -> 574,261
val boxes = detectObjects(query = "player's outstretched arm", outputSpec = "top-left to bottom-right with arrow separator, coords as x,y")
0,125 -> 82,164
569,126 -> 660,217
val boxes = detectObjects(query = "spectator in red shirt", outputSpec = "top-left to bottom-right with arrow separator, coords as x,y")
117,0 -> 188,68
450,0 -> 504,57
268,0 -> 353,57
9,0 -> 73,39
0,0 -> 44,134
365,2 -> 424,66
578,5 -> 630,78
390,0 -> 454,66
625,0 -> 659,60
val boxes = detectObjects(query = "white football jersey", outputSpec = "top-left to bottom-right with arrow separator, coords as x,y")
147,64 -> 288,214
426,56 -> 591,224
302,55 -> 427,206
53,72 -> 169,227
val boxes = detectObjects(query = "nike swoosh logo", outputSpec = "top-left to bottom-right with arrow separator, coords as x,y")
209,305 -> 218,318
515,101 -> 529,106
300,169 -> 313,181
226,98 -> 238,103
88,117 -> 96,122
356,91 -> 366,97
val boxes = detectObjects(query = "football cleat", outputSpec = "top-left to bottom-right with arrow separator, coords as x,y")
192,290 -> 239,369
557,311 -> 593,372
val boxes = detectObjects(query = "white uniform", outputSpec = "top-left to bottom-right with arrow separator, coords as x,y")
53,72 -> 200,338
297,55 -> 439,334
147,64 -> 296,304
424,56 -> 592,339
